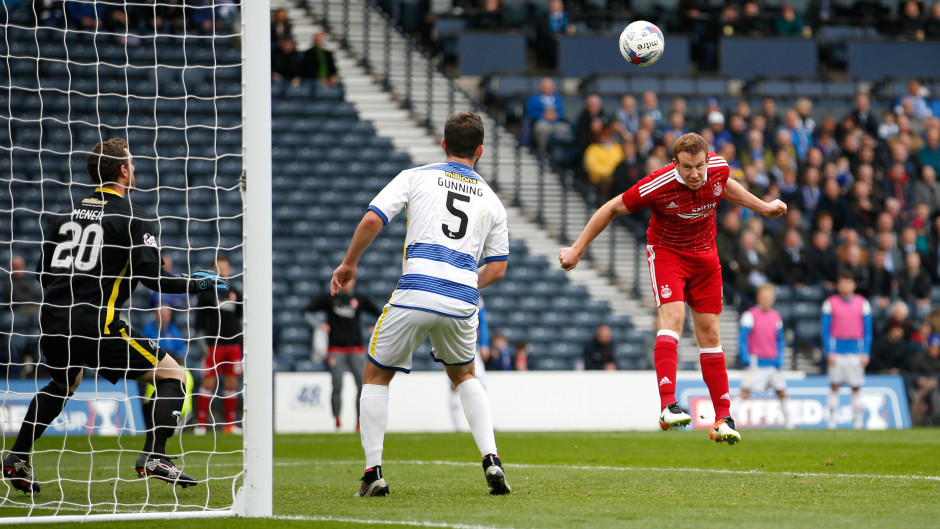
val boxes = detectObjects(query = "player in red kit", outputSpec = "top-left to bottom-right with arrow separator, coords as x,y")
559,133 -> 786,444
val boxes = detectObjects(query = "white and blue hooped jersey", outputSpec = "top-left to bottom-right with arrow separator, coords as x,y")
368,161 -> 509,319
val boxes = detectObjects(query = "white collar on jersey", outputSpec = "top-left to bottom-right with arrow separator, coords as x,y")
672,167 -> 708,186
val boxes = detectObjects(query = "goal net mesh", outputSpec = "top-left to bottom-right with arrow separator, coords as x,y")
0,1 -> 245,516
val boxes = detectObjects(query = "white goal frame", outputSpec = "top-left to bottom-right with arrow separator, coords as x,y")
0,0 -> 273,523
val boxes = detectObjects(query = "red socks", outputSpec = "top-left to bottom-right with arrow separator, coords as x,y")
195,387 -> 239,425
654,331 -> 679,409
700,349 -> 731,419
196,387 -> 211,425
223,389 -> 238,424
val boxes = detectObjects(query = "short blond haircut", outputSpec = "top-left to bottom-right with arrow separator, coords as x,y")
673,133 -> 708,159
756,283 -> 776,297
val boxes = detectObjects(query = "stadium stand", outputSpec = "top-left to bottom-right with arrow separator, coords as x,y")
1,3 -> 648,375
262,76 -> 645,372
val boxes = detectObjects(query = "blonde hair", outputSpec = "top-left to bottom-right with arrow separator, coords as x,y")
672,133 -> 708,159
756,283 -> 776,297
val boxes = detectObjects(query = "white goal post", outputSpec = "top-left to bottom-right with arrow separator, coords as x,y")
0,0 -> 272,522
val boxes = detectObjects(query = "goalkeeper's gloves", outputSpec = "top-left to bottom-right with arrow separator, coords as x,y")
186,270 -> 229,294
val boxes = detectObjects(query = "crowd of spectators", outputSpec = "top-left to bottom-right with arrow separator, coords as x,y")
384,1 -> 940,70
2,0 -> 240,36
270,8 -> 339,88
530,74 -> 940,416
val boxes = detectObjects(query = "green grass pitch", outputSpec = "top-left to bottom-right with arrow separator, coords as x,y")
2,430 -> 939,528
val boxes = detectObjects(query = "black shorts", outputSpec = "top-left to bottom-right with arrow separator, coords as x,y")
40,320 -> 167,386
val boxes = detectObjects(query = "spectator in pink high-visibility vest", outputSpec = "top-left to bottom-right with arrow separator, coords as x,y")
735,284 -> 792,430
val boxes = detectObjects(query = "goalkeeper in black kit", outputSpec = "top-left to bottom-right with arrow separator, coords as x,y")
2,138 -> 227,494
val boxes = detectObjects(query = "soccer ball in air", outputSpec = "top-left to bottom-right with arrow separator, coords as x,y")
619,21 -> 665,67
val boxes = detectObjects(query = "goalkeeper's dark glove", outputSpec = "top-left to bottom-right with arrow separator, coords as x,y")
186,270 -> 229,294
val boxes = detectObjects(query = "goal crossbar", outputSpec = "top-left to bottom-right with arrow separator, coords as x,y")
0,0 -> 272,522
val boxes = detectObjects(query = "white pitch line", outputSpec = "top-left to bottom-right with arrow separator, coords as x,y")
276,515 -> 511,529
298,459 -> 940,483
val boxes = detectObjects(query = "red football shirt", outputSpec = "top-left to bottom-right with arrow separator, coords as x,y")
621,152 -> 730,253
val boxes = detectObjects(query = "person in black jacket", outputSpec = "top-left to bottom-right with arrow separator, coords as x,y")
303,278 -> 381,429
194,254 -> 243,436
897,252 -> 932,311
583,325 -> 617,370
272,38 -> 302,87
869,323 -> 913,374
770,229 -> 811,287
868,250 -> 895,310
807,231 -> 839,289
816,178 -> 853,232
301,31 -> 338,86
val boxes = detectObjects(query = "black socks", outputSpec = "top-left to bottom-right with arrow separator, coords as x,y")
142,378 -> 186,458
11,382 -> 72,458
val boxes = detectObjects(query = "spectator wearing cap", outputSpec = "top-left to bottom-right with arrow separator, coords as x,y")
869,323 -> 915,375
616,95 -> 639,136
525,78 -> 571,152
708,112 -> 733,152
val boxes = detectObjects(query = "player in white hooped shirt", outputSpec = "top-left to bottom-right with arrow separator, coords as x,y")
331,112 -> 511,497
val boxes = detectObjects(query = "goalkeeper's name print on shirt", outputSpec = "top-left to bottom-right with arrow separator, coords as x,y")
38,187 -> 163,332
368,161 -> 509,319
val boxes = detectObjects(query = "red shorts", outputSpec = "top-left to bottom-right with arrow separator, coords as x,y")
203,344 -> 244,378
646,245 -> 723,313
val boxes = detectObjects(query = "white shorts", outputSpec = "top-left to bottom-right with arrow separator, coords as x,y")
368,304 -> 478,373
828,354 -> 866,388
742,366 -> 786,393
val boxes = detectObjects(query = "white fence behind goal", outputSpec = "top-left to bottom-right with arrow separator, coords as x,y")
0,0 -> 271,521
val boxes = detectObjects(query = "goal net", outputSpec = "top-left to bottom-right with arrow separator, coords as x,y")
0,0 -> 271,521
